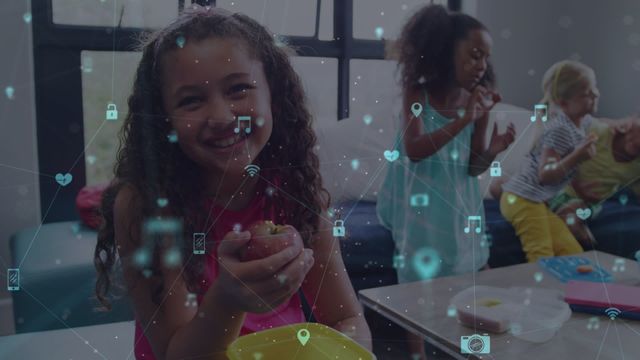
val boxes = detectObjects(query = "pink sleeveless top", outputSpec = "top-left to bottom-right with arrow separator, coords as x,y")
133,185 -> 306,359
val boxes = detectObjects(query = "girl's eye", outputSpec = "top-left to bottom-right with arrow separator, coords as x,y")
178,96 -> 203,108
228,83 -> 254,95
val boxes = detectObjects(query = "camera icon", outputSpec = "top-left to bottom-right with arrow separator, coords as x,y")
460,334 -> 491,354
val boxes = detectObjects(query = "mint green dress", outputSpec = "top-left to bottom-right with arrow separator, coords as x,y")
377,95 -> 489,283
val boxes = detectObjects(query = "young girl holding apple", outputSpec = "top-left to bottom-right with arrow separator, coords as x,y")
376,4 -> 515,358
94,6 -> 370,359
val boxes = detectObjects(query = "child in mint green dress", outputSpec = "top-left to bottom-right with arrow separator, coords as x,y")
377,5 -> 516,284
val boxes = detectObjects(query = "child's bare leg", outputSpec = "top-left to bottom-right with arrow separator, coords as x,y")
407,331 -> 427,360
556,202 -> 596,248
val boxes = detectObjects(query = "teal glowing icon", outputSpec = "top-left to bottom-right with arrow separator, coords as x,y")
82,56 -> 93,73
164,247 -> 182,267
5,86 -> 15,99
106,103 -> 118,120
457,107 -> 466,118
530,104 -> 548,122
534,272 -> 543,282
612,258 -> 625,272
393,251 -> 405,269
450,148 -> 460,161
384,150 -> 399,162
176,35 -> 186,48
244,164 -> 260,177
23,12 -> 32,23
7,268 -> 20,291
410,102 -> 423,118
234,115 -> 251,134
86,155 -> 97,165
575,208 -> 591,220
167,131 -> 178,143
460,334 -> 490,354
374,27 -> 384,39
447,305 -> 457,317
333,220 -> 345,237
297,328 -> 310,346
619,194 -> 629,206
410,193 -> 429,207
156,198 -> 168,207
464,215 -> 482,234
363,114 -> 373,125
587,317 -> 600,330
412,247 -> 441,280
351,159 -> 360,171
489,161 -> 502,177
635,250 -> 640,262
55,173 -> 73,186
193,233 -> 205,254
605,307 -> 621,320
133,248 -> 151,269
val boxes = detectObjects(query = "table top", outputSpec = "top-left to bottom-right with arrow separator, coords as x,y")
359,251 -> 640,360
0,321 -> 134,359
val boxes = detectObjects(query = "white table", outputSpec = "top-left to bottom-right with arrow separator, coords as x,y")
0,321 -> 134,359
359,251 -> 640,359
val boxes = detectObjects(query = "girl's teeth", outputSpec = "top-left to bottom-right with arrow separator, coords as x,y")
211,134 -> 245,148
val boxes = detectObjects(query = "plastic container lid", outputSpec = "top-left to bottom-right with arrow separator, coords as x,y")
227,322 -> 376,359
451,285 -> 571,343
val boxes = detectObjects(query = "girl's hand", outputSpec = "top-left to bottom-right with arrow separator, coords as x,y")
214,230 -> 315,314
488,122 -> 516,156
572,133 -> 598,163
464,86 -> 501,124
572,178 -> 603,204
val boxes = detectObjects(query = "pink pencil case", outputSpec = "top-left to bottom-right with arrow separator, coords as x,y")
564,280 -> 640,312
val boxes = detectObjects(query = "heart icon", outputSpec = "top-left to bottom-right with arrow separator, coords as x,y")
86,155 -> 97,165
507,194 -> 517,204
457,108 -> 466,118
55,173 -> 72,186
576,208 -> 592,220
23,13 -> 32,23
384,150 -> 399,162
363,114 -> 373,125
156,198 -> 168,207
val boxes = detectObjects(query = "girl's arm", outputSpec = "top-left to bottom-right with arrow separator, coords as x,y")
302,214 -> 372,351
538,134 -> 598,186
115,186 -> 310,360
402,88 -> 474,162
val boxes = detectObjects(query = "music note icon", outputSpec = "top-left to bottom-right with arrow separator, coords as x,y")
464,215 -> 482,234
530,104 -> 548,122
612,258 -> 625,272
234,115 -> 252,134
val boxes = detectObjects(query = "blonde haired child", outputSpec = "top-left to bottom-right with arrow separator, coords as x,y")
500,60 -> 599,262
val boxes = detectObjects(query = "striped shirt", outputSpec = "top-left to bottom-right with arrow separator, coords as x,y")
502,111 -> 592,203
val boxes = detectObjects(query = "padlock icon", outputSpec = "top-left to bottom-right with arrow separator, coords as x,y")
333,220 -> 345,237
106,103 -> 118,121
490,161 -> 502,177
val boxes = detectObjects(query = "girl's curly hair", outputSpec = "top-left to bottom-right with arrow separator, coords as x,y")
94,5 -> 329,309
396,4 -> 495,93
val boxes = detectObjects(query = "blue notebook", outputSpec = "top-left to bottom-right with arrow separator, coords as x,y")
538,256 -> 612,283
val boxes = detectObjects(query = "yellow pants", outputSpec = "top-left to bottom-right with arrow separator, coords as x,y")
500,192 -> 583,263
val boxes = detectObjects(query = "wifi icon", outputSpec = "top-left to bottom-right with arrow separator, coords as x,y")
605,307 -> 621,320
244,164 -> 260,177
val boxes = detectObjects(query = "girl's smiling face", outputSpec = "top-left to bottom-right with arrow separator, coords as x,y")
161,36 -> 273,177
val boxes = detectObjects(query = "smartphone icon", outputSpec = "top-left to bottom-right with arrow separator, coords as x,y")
193,233 -> 206,255
7,268 -> 19,291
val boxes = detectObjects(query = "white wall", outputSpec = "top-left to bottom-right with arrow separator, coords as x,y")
470,0 -> 640,118
0,0 -> 40,335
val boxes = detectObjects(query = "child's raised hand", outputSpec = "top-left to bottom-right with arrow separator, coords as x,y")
214,230 -> 314,314
488,122 -> 516,156
573,133 -> 598,163
464,85 -> 501,123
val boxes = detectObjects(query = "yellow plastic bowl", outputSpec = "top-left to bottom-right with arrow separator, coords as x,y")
226,322 -> 376,359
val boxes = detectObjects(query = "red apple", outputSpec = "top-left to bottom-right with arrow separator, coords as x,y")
240,221 -> 304,261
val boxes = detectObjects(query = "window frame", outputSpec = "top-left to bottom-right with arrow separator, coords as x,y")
32,0 -> 458,221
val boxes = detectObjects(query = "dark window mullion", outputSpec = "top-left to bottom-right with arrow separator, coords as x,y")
334,0 -> 353,120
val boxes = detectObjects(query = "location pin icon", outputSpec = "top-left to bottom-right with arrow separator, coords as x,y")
410,102 -> 423,118
297,329 -> 310,346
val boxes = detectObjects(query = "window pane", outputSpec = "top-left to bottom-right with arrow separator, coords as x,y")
353,0 -> 448,40
318,0 -> 334,40
290,57 -> 338,124
81,51 -> 140,186
218,0 -> 318,36
349,59 -> 400,124
52,0 -> 178,28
